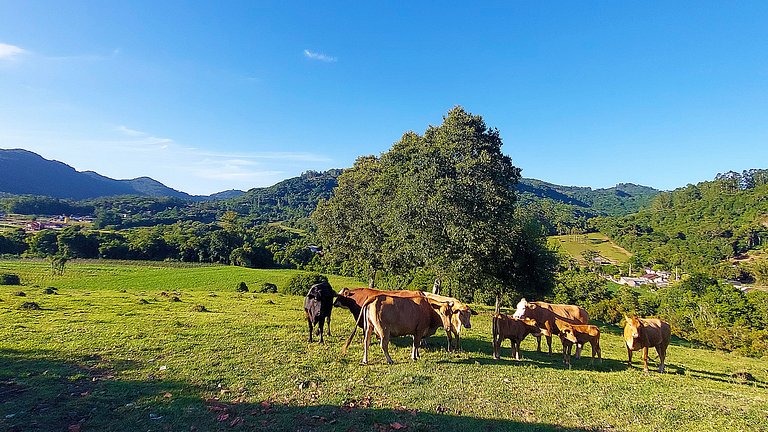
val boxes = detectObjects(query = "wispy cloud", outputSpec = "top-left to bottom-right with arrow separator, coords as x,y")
115,125 -> 173,149
303,49 -> 337,63
0,42 -> 26,60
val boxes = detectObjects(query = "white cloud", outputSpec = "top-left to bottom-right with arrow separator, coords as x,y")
0,43 -> 26,60
303,49 -> 337,63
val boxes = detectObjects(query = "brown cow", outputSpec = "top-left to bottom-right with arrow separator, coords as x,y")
512,298 -> 589,355
344,295 -> 454,364
624,316 -> 671,373
555,318 -> 601,367
492,314 -> 542,360
422,291 -> 477,350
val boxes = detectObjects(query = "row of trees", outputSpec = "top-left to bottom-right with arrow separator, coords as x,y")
312,107 -> 558,306
0,217 -> 316,270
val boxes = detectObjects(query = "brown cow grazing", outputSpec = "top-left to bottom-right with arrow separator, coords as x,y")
343,295 -> 454,364
422,291 -> 477,351
512,298 -> 589,355
555,318 -> 602,367
333,288 -> 425,329
303,281 -> 336,343
492,314 -> 542,360
624,316 -> 671,373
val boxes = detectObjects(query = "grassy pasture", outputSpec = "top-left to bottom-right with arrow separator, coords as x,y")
1,260 -> 767,431
549,233 -> 632,265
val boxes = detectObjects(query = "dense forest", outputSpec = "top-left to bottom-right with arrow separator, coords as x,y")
594,169 -> 768,282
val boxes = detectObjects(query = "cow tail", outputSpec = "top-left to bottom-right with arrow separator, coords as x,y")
492,314 -> 498,347
342,297 -> 372,355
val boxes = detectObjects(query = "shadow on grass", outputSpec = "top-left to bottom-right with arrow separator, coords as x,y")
0,348 -> 595,432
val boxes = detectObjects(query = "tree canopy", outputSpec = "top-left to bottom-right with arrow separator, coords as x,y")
313,106 -> 556,303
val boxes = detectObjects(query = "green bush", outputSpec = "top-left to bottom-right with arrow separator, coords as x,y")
281,273 -> 328,296
0,273 -> 21,285
257,282 -> 278,293
236,281 -> 249,292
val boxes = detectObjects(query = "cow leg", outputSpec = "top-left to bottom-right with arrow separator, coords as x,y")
318,320 -> 325,344
626,347 -> 633,368
657,345 -> 667,373
642,346 -> 649,373
535,335 -> 542,352
412,335 -> 421,361
512,340 -> 519,360
546,335 -> 553,355
575,344 -> 582,359
381,330 -> 394,365
307,319 -> 314,343
326,315 -> 332,337
362,319 -> 373,365
597,341 -> 602,364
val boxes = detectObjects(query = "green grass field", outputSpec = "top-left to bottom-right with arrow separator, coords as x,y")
1,259 -> 767,431
549,233 -> 632,265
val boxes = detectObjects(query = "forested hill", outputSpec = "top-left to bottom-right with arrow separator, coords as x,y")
593,170 -> 768,278
215,169 -> 343,221
0,148 -> 196,200
517,178 -> 660,234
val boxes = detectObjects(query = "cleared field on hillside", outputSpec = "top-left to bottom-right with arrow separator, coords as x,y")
1,260 -> 767,431
549,233 -> 632,264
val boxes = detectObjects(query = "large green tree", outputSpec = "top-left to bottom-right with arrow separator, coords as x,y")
313,106 -> 554,303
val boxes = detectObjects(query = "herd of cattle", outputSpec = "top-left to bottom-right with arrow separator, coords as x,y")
303,282 -> 672,372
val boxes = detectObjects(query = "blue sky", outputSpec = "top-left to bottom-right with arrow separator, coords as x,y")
1,2 -> 767,195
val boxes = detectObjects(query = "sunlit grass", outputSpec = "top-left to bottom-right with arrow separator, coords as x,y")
1,259 -> 767,431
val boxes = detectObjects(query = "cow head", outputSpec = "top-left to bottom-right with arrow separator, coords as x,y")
521,317 -> 543,337
558,322 -> 578,344
455,306 -> 477,329
623,316 -> 642,350
512,298 -> 531,319
333,288 -> 354,308
431,301 -> 455,333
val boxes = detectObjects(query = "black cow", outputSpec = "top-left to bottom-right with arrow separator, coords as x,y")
304,281 -> 335,343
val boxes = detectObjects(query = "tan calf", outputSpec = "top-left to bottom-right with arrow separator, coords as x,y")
555,318 -> 601,367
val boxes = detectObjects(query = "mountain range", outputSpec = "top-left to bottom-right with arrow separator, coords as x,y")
0,148 -> 659,218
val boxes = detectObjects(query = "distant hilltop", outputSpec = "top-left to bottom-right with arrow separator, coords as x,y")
0,148 -> 244,201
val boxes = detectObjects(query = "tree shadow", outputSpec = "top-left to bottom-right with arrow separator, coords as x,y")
0,349 -> 597,432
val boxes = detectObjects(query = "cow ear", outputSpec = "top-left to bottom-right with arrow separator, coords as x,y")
469,307 -> 478,315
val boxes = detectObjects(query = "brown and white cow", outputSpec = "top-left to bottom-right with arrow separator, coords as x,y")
422,291 -> 477,350
555,318 -> 601,367
512,298 -> 589,355
492,313 -> 542,360
343,295 -> 454,364
624,316 -> 671,373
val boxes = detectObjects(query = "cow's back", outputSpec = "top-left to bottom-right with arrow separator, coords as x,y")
533,301 -> 589,324
640,318 -> 671,347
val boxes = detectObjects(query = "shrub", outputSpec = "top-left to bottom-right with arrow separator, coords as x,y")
0,273 -> 21,285
191,304 -> 209,312
257,282 -> 278,293
19,301 -> 41,310
236,282 -> 249,292
281,273 -> 329,296
43,287 -> 58,295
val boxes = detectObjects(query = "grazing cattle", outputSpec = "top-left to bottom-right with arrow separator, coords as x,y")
624,316 -> 671,373
492,313 -> 542,360
343,295 -> 454,364
422,291 -> 477,350
512,298 -> 589,355
335,287 -> 454,350
303,281 -> 336,343
555,318 -> 602,367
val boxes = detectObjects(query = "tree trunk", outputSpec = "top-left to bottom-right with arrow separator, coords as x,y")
432,277 -> 442,295
369,267 -> 377,288
495,293 -> 501,314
